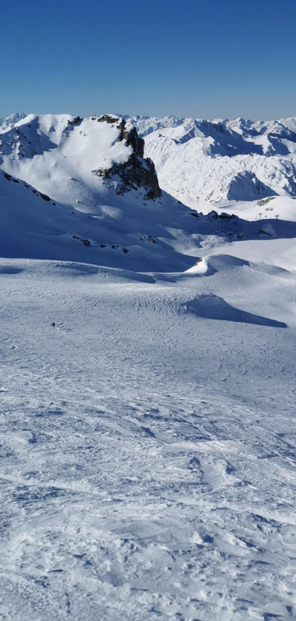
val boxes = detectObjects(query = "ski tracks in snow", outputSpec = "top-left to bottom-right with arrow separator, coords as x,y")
0,261 -> 296,619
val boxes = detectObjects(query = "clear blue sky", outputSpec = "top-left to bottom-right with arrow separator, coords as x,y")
1,0 -> 295,120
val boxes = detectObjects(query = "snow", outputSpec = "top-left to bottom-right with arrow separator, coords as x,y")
1,255 -> 296,620
0,113 -> 26,132
0,115 -> 134,209
130,115 -> 296,206
0,112 -> 296,619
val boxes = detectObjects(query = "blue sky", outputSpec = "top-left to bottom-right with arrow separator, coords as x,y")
1,0 -> 295,120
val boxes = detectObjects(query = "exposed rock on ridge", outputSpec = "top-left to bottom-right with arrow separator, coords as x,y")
94,115 -> 160,199
97,114 -> 144,157
95,153 -> 161,199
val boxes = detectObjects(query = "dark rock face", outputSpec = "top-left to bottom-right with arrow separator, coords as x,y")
67,116 -> 82,126
96,153 -> 161,199
93,116 -> 161,199
97,114 -> 120,124
120,124 -> 144,158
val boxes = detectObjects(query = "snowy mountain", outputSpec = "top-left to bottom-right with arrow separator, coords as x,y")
0,113 -> 160,206
130,115 -> 296,205
0,112 -> 296,270
0,113 -> 184,271
1,112 -> 296,620
0,112 -> 26,132
2,112 -> 296,210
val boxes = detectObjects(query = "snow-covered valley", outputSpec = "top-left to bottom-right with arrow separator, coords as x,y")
0,113 -> 296,620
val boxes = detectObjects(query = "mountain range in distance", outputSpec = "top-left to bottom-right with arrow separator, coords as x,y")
0,111 -> 295,271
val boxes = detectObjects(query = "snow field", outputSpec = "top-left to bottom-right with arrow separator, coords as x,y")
0,258 -> 296,620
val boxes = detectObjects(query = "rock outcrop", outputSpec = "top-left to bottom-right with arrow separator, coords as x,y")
94,115 -> 161,199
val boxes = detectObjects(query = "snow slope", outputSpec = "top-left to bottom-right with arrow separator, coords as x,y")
0,112 -> 296,620
0,254 -> 296,620
130,115 -> 296,206
0,113 -> 135,208
0,167 -> 191,272
2,165 -> 296,273
0,114 -> 191,271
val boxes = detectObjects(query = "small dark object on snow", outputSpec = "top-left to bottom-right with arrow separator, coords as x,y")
72,235 -> 91,246
52,322 -> 56,327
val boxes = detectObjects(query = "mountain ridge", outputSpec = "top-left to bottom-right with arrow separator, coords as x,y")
1,111 -> 296,271
1,112 -> 296,205
129,114 -> 296,204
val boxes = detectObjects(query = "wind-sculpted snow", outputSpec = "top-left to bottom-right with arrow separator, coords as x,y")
130,115 -> 296,204
182,294 -> 286,327
0,258 -> 296,619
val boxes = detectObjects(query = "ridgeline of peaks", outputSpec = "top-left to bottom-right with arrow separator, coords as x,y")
1,112 -> 296,205
130,115 -> 296,203
0,111 -> 296,271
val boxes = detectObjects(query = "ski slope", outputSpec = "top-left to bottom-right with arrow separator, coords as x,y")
1,251 -> 296,620
0,112 -> 296,620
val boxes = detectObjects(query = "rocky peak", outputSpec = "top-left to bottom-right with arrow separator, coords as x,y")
93,115 -> 161,199
119,123 -> 144,158
97,114 -> 144,158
